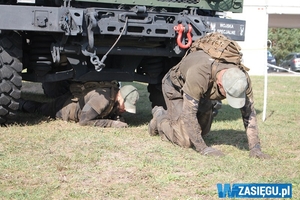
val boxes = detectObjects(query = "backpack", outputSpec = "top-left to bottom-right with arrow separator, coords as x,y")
189,32 -> 243,65
67,81 -> 120,120
69,81 -> 119,101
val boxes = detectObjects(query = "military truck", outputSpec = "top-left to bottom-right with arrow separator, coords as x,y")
0,0 -> 245,124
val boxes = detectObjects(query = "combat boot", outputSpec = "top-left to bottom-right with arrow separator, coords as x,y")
18,99 -> 42,113
148,106 -> 165,136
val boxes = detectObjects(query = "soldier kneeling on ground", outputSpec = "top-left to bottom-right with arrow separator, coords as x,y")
148,33 -> 270,159
19,81 -> 139,128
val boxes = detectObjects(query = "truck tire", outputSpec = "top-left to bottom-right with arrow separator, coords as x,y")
146,57 -> 180,110
147,83 -> 166,110
0,32 -> 22,124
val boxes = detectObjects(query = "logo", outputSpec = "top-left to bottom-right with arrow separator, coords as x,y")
217,183 -> 292,198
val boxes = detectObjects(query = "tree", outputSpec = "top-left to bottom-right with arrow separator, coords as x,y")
268,28 -> 300,64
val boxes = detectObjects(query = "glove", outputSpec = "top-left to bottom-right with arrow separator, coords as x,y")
111,121 -> 128,128
249,148 -> 271,159
112,115 -> 126,122
201,147 -> 225,157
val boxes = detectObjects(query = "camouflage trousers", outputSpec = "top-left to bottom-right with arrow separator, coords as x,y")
157,71 -> 213,149
36,92 -> 73,119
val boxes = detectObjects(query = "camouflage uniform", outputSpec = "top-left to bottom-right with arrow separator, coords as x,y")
155,50 -> 262,154
21,82 -> 127,127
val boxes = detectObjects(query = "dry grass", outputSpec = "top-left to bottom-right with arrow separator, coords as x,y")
0,76 -> 299,199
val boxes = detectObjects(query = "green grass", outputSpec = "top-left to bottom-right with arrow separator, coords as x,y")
0,76 -> 299,199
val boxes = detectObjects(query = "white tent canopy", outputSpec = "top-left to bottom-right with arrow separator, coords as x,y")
229,0 -> 300,121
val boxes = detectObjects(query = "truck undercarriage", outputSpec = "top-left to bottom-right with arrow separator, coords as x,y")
0,0 -> 245,124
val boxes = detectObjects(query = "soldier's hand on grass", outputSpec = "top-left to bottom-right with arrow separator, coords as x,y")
249,147 -> 271,159
113,115 -> 126,122
111,121 -> 128,128
201,147 -> 225,157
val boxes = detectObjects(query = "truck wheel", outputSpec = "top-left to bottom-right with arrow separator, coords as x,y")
147,83 -> 166,109
145,57 -> 180,110
0,32 -> 23,124
42,80 -> 70,98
